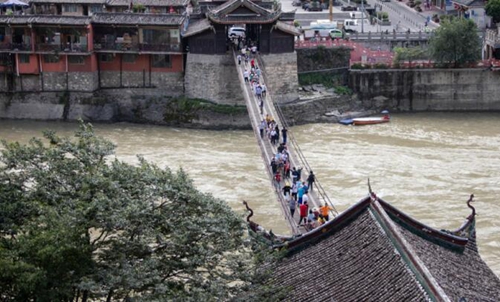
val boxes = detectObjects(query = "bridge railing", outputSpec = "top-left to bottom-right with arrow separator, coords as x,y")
257,55 -> 339,218
232,50 -> 301,235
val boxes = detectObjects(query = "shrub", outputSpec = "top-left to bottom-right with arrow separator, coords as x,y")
334,86 -> 353,95
373,63 -> 389,69
351,63 -> 369,69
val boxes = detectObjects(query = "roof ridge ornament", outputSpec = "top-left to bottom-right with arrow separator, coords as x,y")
466,194 -> 475,221
368,178 -> 376,201
445,194 -> 477,238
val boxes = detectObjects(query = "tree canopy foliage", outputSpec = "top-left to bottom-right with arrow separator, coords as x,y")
486,0 -> 500,24
393,47 -> 427,68
428,18 -> 481,67
0,123 -> 278,301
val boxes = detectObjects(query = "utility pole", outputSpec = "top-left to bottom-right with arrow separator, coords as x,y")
361,0 -> 365,33
329,0 -> 333,22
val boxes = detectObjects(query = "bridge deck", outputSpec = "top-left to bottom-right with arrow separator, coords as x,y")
233,51 -> 336,235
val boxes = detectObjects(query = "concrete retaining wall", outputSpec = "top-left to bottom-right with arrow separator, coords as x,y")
260,52 -> 299,103
0,90 -> 251,129
184,53 -> 243,105
350,69 -> 500,111
100,71 -> 184,96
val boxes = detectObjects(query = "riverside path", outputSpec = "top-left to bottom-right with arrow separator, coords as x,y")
232,51 -> 338,235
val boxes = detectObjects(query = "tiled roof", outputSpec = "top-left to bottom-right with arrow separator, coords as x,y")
207,0 -> 281,24
391,215 -> 500,301
450,0 -> 485,6
182,18 -> 212,37
28,0 -> 105,3
92,12 -> 184,25
0,15 -> 91,25
274,21 -> 301,36
105,0 -> 189,6
270,198 -> 430,301
262,195 -> 500,300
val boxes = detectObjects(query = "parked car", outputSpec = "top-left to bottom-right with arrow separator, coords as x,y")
305,1 -> 323,11
341,5 -> 357,11
292,0 -> 302,6
329,28 -> 345,40
228,27 -> 246,39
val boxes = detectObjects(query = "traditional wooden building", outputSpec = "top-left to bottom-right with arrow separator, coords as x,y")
92,13 -> 185,89
247,194 -> 500,301
183,0 -> 300,54
0,0 -> 188,92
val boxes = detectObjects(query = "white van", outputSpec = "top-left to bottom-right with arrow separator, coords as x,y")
349,12 -> 367,19
343,19 -> 372,33
228,27 -> 246,39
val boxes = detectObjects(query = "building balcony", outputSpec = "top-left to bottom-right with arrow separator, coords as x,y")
0,43 -> 32,51
36,43 -> 88,52
485,28 -> 500,47
94,42 -> 181,52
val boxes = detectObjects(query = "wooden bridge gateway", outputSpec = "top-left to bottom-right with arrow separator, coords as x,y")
233,51 -> 338,235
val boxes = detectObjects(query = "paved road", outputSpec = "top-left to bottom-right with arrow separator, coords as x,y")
281,0 -> 438,32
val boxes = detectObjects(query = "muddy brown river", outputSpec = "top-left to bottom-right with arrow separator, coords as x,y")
1,112 -> 498,276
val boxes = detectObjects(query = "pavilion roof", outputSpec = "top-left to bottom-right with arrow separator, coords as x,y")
255,194 -> 500,300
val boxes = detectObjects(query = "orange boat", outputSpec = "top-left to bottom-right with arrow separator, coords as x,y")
352,114 -> 390,126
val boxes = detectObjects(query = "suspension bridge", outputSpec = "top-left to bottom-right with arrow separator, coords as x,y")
233,51 -> 338,235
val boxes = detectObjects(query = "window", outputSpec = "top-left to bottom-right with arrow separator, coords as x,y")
19,54 -> 30,64
63,4 -> 79,13
68,55 -> 85,64
152,54 -> 171,68
123,54 -> 137,63
99,53 -> 113,62
44,54 -> 59,63
90,5 -> 103,13
142,29 -> 169,44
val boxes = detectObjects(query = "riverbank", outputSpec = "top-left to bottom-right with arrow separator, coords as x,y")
0,90 -> 251,130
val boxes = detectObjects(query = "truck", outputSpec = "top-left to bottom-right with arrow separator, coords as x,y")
342,19 -> 378,33
303,20 -> 343,39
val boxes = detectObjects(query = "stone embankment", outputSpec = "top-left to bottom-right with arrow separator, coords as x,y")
0,90 -> 251,130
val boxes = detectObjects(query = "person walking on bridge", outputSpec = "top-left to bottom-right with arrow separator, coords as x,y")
307,171 -> 316,191
259,119 -> 266,138
282,127 -> 288,144
299,201 -> 308,225
289,195 -> 296,217
243,69 -> 249,82
320,203 -> 334,221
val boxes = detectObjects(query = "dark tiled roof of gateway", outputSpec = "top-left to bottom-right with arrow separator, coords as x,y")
396,225 -> 500,301
92,13 -> 184,25
269,199 -> 430,301
207,0 -> 281,24
183,18 -> 212,37
274,21 -> 301,36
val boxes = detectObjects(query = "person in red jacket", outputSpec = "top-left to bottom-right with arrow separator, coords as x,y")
299,201 -> 308,225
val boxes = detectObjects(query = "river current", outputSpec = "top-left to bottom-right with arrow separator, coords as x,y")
0,112 -> 499,276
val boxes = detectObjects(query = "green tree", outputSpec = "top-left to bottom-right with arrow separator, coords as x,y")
428,18 -> 481,67
486,0 -> 500,24
0,123 -> 278,301
393,47 -> 427,68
